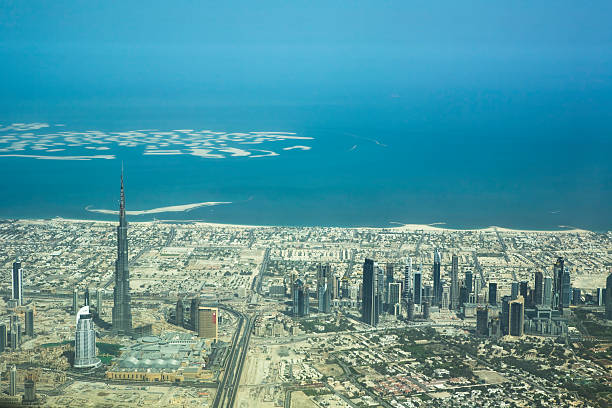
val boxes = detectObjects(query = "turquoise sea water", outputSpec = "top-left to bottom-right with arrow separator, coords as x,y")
1,42 -> 611,230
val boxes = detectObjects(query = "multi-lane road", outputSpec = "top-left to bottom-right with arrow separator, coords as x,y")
212,310 -> 255,408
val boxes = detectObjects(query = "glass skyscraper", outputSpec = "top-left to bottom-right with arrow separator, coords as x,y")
433,249 -> 441,306
450,254 -> 459,310
317,264 -> 331,314
292,278 -> 309,317
413,271 -> 422,305
11,259 -> 23,306
112,170 -> 133,334
362,258 -> 378,326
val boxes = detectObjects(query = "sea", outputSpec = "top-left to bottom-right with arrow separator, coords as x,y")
0,45 -> 610,231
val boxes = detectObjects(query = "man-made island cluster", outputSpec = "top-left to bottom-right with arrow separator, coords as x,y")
0,123 -> 313,161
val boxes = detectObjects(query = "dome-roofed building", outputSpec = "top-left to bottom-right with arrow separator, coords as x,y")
106,331 -> 213,383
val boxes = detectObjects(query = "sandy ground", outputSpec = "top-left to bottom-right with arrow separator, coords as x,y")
44,381 -> 215,407
291,391 -> 318,408
21,218 -> 598,233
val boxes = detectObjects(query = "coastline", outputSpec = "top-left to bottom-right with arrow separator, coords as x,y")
7,217 -> 596,234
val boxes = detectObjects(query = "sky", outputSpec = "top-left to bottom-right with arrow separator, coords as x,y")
1,1 -> 611,109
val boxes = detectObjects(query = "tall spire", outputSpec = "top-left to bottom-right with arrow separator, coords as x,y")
119,163 -> 126,222
113,163 -> 132,334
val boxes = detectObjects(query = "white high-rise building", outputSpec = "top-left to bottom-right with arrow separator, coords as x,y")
74,306 -> 101,368
9,365 -> 16,396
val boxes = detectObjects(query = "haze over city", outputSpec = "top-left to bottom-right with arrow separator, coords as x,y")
1,2 -> 611,408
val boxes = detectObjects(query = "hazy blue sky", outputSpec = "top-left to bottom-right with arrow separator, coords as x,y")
2,1 -> 612,46
1,1 -> 611,108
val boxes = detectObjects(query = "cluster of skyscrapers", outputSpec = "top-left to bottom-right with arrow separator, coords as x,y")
1,260 -> 35,353
292,278 -> 310,317
362,258 -> 418,326
174,297 -> 219,341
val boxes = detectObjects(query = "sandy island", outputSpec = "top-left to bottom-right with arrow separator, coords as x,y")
85,201 -> 232,216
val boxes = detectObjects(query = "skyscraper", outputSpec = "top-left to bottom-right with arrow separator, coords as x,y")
10,315 -> 19,350
406,297 -> 414,321
376,265 -> 385,315
597,287 -> 605,306
606,272 -> 612,320
0,323 -> 8,353
386,263 -> 394,283
292,279 -> 309,317
198,306 -> 218,341
96,289 -> 102,314
385,263 -> 394,306
474,278 -> 482,301
112,170 -> 133,335
450,254 -> 459,310
433,249 -> 441,306
553,257 -> 564,309
509,296 -> 525,337
511,282 -> 519,300
0,323 -> 7,353
317,264 -> 332,314
413,271 -> 422,305
11,259 -> 23,306
74,306 -> 100,368
362,258 -> 378,326
572,288 -> 581,305
476,307 -> 489,336
23,376 -> 38,405
176,299 -> 184,326
534,271 -> 544,305
84,288 -> 90,306
501,296 -> 510,335
519,281 -> 528,300
561,269 -> 571,309
25,309 -> 34,337
72,288 -> 78,314
422,299 -> 430,320
403,258 -> 412,300
488,282 -> 497,306
340,277 -> 349,299
465,270 -> 473,293
459,286 -> 468,309
9,365 -> 17,396
388,282 -> 401,315
190,297 -> 200,332
543,276 -> 553,307
331,275 -> 339,300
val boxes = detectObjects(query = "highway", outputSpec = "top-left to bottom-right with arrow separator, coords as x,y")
212,311 -> 254,408
226,316 -> 254,408
251,247 -> 270,295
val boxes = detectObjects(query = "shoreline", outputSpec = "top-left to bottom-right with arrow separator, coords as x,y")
5,216 -> 597,234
